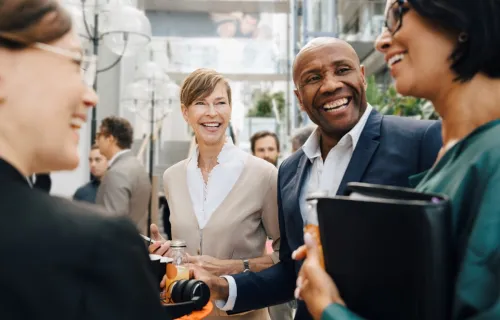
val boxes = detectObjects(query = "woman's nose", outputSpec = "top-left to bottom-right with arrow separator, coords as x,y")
83,86 -> 98,108
375,28 -> 392,53
206,103 -> 217,116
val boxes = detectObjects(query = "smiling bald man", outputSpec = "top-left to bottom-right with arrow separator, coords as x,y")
184,37 -> 443,320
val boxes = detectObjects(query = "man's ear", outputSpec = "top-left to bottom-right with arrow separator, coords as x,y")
294,89 -> 305,111
108,134 -> 117,145
360,65 -> 367,90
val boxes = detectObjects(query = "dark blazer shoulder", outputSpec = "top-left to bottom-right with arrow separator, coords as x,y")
280,149 -> 305,171
0,182 -> 137,246
281,148 -> 305,167
278,149 -> 306,183
382,115 -> 441,137
38,194 -> 139,244
379,115 -> 442,172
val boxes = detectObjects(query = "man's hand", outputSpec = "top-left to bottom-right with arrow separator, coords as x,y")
294,233 -> 345,320
189,263 -> 230,301
148,224 -> 171,256
187,254 -> 242,276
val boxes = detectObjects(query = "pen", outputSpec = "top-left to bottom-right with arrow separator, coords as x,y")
140,234 -> 156,244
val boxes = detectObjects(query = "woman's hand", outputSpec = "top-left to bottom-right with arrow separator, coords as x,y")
147,224 -> 172,256
187,255 -> 242,276
293,233 -> 345,320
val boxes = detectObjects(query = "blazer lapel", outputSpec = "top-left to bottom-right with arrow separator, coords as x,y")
290,152 -> 311,241
337,110 -> 382,195
180,160 -> 200,230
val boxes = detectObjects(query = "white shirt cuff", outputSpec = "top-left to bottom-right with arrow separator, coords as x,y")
214,275 -> 237,311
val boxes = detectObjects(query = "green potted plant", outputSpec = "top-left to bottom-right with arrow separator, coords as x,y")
248,90 -> 285,119
366,75 -> 439,120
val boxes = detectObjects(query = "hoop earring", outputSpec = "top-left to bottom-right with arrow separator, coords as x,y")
458,32 -> 469,43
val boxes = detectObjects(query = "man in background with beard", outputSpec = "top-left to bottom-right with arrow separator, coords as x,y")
250,131 -> 280,167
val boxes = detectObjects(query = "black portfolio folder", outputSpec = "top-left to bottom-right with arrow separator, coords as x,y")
314,182 -> 451,320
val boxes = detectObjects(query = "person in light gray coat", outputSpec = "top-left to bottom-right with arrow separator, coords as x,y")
96,116 -> 151,235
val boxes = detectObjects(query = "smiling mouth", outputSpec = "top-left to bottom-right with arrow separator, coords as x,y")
201,122 -> 221,128
322,97 -> 352,112
70,117 -> 85,130
388,53 -> 406,69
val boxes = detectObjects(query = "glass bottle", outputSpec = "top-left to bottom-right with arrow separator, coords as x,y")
163,240 -> 190,304
304,191 -> 328,269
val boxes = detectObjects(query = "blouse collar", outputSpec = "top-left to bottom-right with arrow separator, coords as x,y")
188,138 -> 244,169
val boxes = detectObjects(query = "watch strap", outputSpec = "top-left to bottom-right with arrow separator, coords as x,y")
242,259 -> 250,272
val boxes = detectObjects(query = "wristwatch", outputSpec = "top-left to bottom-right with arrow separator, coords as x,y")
242,259 -> 250,272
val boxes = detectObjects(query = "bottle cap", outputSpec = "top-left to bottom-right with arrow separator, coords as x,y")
171,239 -> 187,248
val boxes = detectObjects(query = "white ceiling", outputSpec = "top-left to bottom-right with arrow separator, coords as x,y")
142,0 -> 290,13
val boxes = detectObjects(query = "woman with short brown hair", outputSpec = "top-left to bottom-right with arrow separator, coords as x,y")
150,68 -> 281,320
0,1 -> 165,318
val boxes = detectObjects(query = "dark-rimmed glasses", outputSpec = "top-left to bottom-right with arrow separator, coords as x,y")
385,0 -> 410,35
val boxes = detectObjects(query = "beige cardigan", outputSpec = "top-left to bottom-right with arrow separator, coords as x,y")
163,155 -> 280,319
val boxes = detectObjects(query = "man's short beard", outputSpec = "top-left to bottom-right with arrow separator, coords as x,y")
264,157 -> 278,167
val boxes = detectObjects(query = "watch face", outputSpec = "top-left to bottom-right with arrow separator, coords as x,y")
243,260 -> 250,272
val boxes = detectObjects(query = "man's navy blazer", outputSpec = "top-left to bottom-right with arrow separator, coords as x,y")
230,109 -> 443,319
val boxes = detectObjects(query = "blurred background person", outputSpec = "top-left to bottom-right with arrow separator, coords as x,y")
211,14 -> 238,38
250,131 -> 280,167
96,116 -> 151,236
0,0 -> 164,318
295,0 -> 500,319
149,68 -> 280,320
73,144 -> 107,203
291,125 -> 316,153
237,13 -> 259,38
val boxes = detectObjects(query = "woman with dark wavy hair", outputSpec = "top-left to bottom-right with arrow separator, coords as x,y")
294,0 -> 500,319
0,1 -> 164,318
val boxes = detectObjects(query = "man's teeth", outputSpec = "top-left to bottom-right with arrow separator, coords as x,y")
202,123 -> 220,127
388,53 -> 405,68
323,98 -> 349,111
70,118 -> 84,129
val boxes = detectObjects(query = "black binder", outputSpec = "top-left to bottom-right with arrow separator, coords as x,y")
314,182 -> 452,320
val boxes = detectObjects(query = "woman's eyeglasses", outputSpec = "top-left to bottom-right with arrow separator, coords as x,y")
33,42 -> 97,87
385,0 -> 410,35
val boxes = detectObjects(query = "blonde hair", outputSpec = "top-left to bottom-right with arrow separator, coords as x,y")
180,68 -> 232,107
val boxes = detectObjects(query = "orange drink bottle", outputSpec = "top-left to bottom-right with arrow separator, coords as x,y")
304,191 -> 328,269
163,240 -> 190,304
